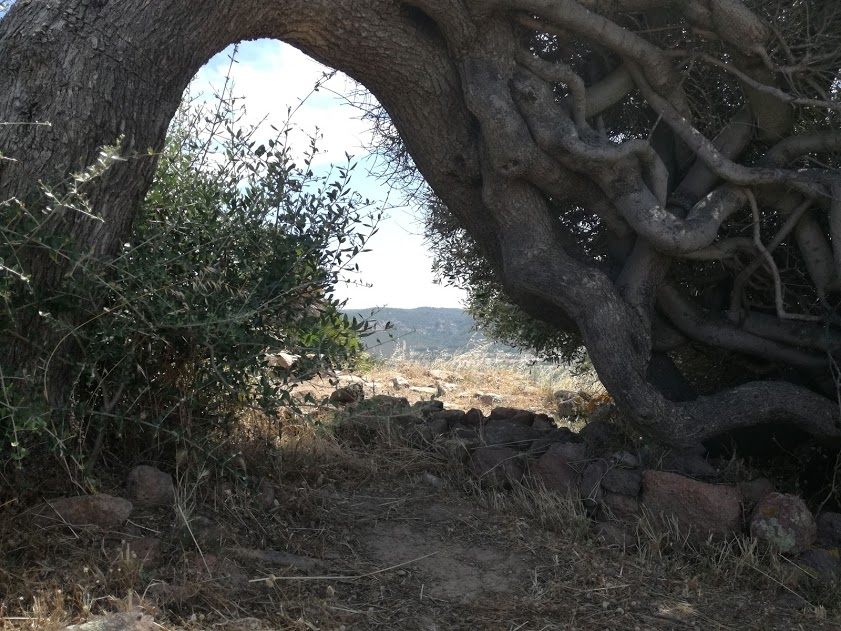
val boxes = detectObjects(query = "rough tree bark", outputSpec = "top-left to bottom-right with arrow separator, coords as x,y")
1,0 -> 839,446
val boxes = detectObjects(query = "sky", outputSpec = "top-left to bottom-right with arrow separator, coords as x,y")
193,40 -> 466,310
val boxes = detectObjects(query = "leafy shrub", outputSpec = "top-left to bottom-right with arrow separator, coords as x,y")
0,76 -> 379,469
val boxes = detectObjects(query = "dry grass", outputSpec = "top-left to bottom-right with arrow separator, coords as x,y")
2,357 -> 840,630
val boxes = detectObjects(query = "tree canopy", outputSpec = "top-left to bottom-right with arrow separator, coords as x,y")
1,0 -> 839,448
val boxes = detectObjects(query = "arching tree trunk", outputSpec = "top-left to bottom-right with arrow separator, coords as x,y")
1,0 -> 838,446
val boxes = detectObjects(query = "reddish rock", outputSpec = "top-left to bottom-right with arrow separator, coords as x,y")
750,493 -> 816,553
33,494 -> 133,530
602,492 -> 641,520
488,407 -> 531,422
470,447 -> 523,486
126,465 -> 174,507
640,471 -> 742,539
531,443 -> 585,495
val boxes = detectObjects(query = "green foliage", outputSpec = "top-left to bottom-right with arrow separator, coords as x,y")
0,77 -> 379,468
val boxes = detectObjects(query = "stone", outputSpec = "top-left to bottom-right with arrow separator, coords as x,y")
580,460 -> 609,510
416,400 -> 445,416
475,392 -> 502,405
796,547 -> 841,578
530,443 -> 585,495
602,492 -> 641,520
34,494 -> 133,530
430,409 -> 466,426
337,374 -> 367,385
641,470 -> 742,539
592,522 -> 634,550
531,413 -> 556,431
267,351 -> 299,370
578,419 -> 620,450
60,612 -> 156,631
601,468 -> 642,497
488,407 -> 531,422
410,386 -> 439,396
750,493 -> 816,553
470,447 -> 523,486
738,478 -> 775,512
661,449 -> 716,477
330,383 -> 364,404
481,419 -> 546,449
114,537 -> 162,569
612,450 -> 640,469
450,423 -> 480,444
816,511 -> 841,547
529,428 -> 578,454
427,417 -> 450,437
463,408 -> 485,427
126,465 -> 175,507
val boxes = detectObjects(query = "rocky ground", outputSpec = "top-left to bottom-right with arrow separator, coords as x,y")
1,361 -> 840,630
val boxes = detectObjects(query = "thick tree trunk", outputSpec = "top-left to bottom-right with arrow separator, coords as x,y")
1,0 -> 838,446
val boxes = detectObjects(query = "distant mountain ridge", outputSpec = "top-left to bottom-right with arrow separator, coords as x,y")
342,306 -> 503,358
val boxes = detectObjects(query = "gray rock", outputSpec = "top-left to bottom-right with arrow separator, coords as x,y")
530,427 -> 578,454
470,447 -> 523,486
463,408 -> 485,427
430,409 -> 466,426
60,612 -> 156,631
580,459 -> 609,509
750,493 -> 816,554
481,419 -> 546,449
488,407 -> 531,422
367,394 -> 410,410
611,450 -> 640,469
34,494 -> 133,530
738,478 -> 775,513
530,443 -> 585,496
126,465 -> 174,508
531,414 -> 556,431
661,449 -> 716,477
427,417 -> 450,437
796,547 -> 841,578
641,470 -> 742,539
601,468 -> 642,497
579,419 -> 619,450
817,511 -> 841,547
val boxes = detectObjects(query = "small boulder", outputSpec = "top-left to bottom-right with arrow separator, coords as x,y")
475,392 -> 502,405
738,478 -> 775,513
641,471 -> 742,539
579,419 -> 620,450
33,494 -> 133,530
796,547 -> 841,578
816,511 -> 841,547
470,447 -> 523,486
330,383 -> 364,404
530,443 -> 585,496
601,468 -> 642,497
488,407 -> 530,422
530,427 -> 578,454
416,400 -> 445,416
430,409 -> 466,426
580,459 -> 609,509
463,408 -> 485,427
481,419 -> 546,449
750,493 -> 816,554
427,417 -> 450,437
126,465 -> 175,507
601,492 -> 641,520
367,394 -> 410,411
532,414 -> 556,431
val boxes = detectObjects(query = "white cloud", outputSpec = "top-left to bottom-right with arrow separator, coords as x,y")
192,40 -> 467,310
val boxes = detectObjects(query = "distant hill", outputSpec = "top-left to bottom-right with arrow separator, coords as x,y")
342,306 -> 512,359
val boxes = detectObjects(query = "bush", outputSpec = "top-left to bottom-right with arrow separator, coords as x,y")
0,76 -> 379,470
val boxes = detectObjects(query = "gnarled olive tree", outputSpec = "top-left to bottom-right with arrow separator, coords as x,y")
1,0 -> 839,447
